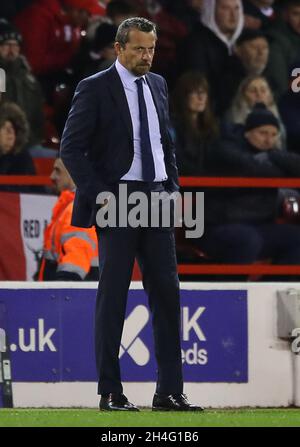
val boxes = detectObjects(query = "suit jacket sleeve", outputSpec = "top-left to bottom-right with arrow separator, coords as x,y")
60,77 -> 109,206
162,78 -> 180,193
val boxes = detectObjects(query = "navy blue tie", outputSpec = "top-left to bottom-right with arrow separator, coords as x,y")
135,78 -> 155,182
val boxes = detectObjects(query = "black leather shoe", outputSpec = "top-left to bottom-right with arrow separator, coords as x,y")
99,393 -> 139,411
152,393 -> 204,411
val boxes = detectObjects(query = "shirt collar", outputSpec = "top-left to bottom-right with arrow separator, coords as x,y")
115,59 -> 146,88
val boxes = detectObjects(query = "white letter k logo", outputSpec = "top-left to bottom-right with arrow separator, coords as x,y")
119,305 -> 150,366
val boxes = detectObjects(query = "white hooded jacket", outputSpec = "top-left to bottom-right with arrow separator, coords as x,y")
201,0 -> 244,54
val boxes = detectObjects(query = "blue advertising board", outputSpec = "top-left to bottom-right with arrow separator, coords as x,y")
0,288 -> 248,383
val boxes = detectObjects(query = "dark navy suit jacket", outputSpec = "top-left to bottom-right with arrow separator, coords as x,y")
60,63 -> 179,228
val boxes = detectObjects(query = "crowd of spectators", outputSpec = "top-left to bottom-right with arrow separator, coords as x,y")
0,0 -> 300,276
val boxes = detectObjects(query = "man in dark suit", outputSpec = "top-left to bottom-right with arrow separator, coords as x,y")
60,17 -> 203,412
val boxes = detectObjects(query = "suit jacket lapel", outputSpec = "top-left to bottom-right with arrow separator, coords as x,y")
107,64 -> 133,140
146,74 -> 166,141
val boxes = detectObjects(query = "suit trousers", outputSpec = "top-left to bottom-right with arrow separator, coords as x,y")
94,181 -> 183,395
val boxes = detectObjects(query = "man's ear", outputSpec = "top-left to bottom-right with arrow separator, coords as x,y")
114,41 -> 122,55
114,42 -> 121,54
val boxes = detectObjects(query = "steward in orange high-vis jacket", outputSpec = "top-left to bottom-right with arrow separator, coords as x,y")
38,158 -> 98,281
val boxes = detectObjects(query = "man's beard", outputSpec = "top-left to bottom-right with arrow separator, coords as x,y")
0,56 -> 20,70
132,64 -> 151,76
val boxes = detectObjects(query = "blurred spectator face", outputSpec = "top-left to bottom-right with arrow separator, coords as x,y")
235,37 -> 269,74
215,0 -> 241,35
0,120 -> 16,154
115,29 -> 156,76
245,125 -> 279,150
285,4 -> 300,35
0,39 -> 20,61
188,87 -> 208,113
244,78 -> 272,107
50,158 -> 75,194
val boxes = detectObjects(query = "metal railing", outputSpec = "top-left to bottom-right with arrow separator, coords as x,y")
1,174 -> 300,276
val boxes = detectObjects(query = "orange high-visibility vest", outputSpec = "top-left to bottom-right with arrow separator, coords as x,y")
38,190 -> 98,280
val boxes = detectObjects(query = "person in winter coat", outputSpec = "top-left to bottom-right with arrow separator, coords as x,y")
179,0 -> 244,114
219,28 -> 272,114
199,103 -> 300,267
38,158 -> 99,281
0,19 -> 44,145
0,101 -> 35,177
223,74 -> 287,149
171,70 -> 219,175
265,0 -> 300,98
75,22 -> 117,80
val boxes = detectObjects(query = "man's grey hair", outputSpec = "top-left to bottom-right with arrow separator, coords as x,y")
115,17 -> 157,47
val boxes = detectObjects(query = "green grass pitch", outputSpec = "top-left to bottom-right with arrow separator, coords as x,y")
0,408 -> 300,427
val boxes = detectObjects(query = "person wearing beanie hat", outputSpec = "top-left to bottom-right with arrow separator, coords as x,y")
93,22 -> 117,52
73,22 -> 117,80
0,19 -> 44,146
0,19 -> 22,46
244,102 -> 280,151
245,102 -> 279,130
223,74 -> 287,150
197,96 -> 300,273
89,22 -> 117,73
0,19 -> 22,63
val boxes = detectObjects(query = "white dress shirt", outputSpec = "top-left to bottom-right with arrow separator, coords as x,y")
115,59 -> 168,182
